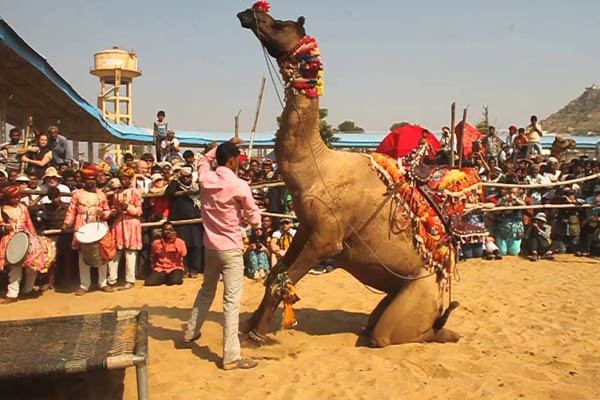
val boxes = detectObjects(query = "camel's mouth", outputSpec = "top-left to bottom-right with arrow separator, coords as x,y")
237,10 -> 257,30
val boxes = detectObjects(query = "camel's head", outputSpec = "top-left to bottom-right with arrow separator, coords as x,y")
238,2 -> 306,59
552,135 -> 577,151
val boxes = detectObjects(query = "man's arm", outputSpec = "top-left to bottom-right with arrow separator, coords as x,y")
198,147 -> 217,183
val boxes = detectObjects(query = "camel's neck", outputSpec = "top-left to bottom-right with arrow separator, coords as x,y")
274,36 -> 328,183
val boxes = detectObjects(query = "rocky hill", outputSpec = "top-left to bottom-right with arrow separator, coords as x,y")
541,85 -> 600,135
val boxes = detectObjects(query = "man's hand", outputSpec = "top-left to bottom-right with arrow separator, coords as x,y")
4,224 -> 14,233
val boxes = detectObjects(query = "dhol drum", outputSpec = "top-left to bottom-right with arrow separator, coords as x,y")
76,222 -> 115,266
5,231 -> 56,272
6,232 -> 30,266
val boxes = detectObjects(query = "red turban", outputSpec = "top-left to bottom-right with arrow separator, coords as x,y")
1,185 -> 21,199
81,165 -> 100,179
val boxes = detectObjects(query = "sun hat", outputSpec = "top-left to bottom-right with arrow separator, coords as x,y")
151,173 -> 164,182
42,166 -> 61,179
280,217 -> 292,223
179,166 -> 193,176
533,212 -> 547,223
15,173 -> 30,182
547,156 -> 559,163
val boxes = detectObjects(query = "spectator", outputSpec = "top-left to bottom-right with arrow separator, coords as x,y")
47,126 -> 70,167
61,165 -> 113,295
0,185 -> 40,303
22,132 -> 53,179
148,173 -> 170,221
0,128 -> 27,172
483,126 -> 502,163
525,115 -> 543,157
145,221 -> 186,286
165,166 -> 203,277
123,153 -> 135,169
153,110 -> 168,161
506,125 -> 518,149
512,128 -> 528,162
526,212 -> 556,261
576,185 -> 600,256
134,160 -> 152,193
39,167 -> 70,204
269,217 -> 296,266
493,188 -> 526,256
244,226 -> 270,279
108,167 -> 143,290
161,130 -> 183,163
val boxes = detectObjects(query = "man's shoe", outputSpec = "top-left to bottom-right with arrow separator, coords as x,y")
100,286 -> 114,293
118,283 -> 134,291
74,288 -> 87,296
527,255 -> 538,262
0,297 -> 18,304
223,357 -> 258,371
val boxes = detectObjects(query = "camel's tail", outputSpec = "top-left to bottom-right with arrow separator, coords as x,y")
433,301 -> 460,331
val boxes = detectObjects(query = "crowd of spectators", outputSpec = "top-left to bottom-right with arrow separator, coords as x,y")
437,115 -> 600,260
0,120 -> 313,302
1,113 -> 599,302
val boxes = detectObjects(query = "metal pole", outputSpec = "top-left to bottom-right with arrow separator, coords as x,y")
248,76 -> 266,157
0,95 -> 6,143
450,102 -> 456,168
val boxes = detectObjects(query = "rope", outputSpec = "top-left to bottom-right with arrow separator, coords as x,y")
481,172 -> 600,189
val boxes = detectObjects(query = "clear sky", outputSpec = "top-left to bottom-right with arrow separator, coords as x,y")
3,0 -> 600,134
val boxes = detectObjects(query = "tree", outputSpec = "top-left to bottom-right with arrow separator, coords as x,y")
336,120 -> 364,133
319,109 -> 338,147
389,121 -> 411,131
475,120 -> 490,135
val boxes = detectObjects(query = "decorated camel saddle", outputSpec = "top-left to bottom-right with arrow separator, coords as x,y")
366,144 -> 488,286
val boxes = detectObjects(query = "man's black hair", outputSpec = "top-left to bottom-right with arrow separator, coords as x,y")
9,128 -> 20,136
61,169 -> 75,179
123,152 -> 134,161
151,165 -> 162,174
47,186 -> 60,200
162,221 -> 174,229
216,142 -> 240,166
183,150 -> 194,159
157,110 -> 165,117
141,152 -> 155,162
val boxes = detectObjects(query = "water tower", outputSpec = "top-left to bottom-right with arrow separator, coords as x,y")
90,46 -> 141,162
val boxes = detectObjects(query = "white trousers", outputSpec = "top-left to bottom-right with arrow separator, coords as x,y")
79,253 -> 108,291
185,248 -> 244,364
108,249 -> 137,285
7,265 -> 37,298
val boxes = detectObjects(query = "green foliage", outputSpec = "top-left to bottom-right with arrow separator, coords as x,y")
274,109 -> 339,146
336,120 -> 364,133
475,120 -> 490,135
319,109 -> 338,147
389,121 -> 410,131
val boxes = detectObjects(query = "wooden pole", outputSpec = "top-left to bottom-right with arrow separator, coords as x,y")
1,95 -> 6,143
450,102 -> 456,168
248,76 -> 266,158
458,108 -> 467,168
20,116 -> 33,173
234,109 -> 241,139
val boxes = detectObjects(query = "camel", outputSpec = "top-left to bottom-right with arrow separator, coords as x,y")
550,135 -> 576,160
237,3 -> 461,347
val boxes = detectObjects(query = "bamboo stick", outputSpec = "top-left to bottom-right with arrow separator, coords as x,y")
248,76 -> 266,158
450,102 -> 456,168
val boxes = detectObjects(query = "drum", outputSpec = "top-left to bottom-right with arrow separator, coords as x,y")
76,222 -> 112,266
6,232 -> 30,266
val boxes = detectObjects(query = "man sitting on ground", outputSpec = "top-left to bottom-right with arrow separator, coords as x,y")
145,222 -> 187,286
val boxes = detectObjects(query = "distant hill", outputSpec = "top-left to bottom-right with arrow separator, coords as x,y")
541,85 -> 600,135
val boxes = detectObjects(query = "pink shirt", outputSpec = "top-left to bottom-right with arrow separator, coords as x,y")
198,147 -> 261,251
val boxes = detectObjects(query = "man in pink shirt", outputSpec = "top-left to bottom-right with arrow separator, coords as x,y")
184,139 -> 261,370
144,222 -> 187,286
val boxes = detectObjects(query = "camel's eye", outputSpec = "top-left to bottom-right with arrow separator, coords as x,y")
273,21 -> 285,30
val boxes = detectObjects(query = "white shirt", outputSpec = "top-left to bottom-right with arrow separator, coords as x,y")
39,183 -> 71,204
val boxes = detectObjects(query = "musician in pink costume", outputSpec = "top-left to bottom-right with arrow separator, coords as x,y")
0,185 -> 51,303
108,167 -> 143,290
61,165 -> 113,295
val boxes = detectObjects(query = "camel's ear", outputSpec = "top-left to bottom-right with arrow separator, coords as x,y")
297,16 -> 305,28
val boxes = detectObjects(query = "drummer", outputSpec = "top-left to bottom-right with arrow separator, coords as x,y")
108,167 -> 143,290
61,165 -> 113,295
0,185 -> 40,303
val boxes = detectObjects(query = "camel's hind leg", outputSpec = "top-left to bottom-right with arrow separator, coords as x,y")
369,273 -> 460,347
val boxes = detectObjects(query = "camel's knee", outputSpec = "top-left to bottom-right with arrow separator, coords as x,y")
433,328 -> 460,343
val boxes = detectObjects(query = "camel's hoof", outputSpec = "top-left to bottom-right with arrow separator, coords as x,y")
247,330 -> 278,346
433,328 -> 460,343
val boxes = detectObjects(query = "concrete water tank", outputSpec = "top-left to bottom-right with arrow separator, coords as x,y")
90,46 -> 141,82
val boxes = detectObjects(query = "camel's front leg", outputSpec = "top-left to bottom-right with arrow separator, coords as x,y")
248,230 -> 343,342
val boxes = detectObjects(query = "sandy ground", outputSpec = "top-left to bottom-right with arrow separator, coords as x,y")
1,254 -> 599,400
